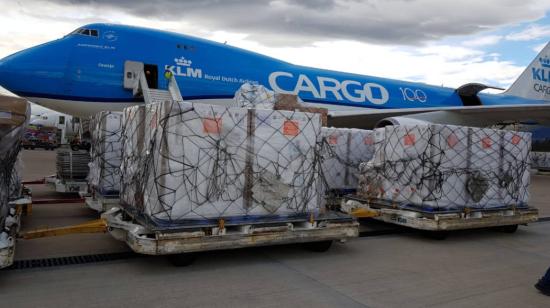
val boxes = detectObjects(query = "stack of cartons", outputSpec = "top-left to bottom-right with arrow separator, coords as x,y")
0,95 -> 29,255
89,111 -> 123,195
358,124 -> 531,210
320,127 -> 375,191
120,100 -> 323,225
531,152 -> 550,170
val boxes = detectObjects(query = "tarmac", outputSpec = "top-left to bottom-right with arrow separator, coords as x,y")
1,149 -> 549,307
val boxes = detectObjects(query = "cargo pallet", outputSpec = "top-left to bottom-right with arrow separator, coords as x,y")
103,207 -> 359,256
0,196 -> 29,269
85,193 -> 119,212
343,196 -> 538,232
45,175 -> 88,194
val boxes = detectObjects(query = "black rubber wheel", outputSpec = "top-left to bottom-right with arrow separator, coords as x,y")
167,253 -> 197,267
498,224 -> 518,233
422,230 -> 449,240
303,240 -> 333,252
71,144 -> 80,151
30,146 -> 35,150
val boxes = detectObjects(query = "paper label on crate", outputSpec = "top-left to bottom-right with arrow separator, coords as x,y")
403,133 -> 416,146
0,111 -> 11,119
364,135 -> 373,145
447,133 -> 459,148
328,134 -> 339,145
481,136 -> 492,149
511,134 -> 521,145
283,120 -> 300,136
203,117 -> 222,134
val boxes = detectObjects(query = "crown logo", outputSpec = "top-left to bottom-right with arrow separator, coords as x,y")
539,56 -> 550,68
174,56 -> 192,66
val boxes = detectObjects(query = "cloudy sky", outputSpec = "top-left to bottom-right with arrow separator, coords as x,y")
1,0 -> 549,101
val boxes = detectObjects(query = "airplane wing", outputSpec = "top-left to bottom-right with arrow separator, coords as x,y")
328,104 -> 550,129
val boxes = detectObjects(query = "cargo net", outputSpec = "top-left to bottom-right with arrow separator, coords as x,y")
357,125 -> 531,211
120,100 -> 323,227
531,151 -> 550,171
0,109 -> 28,232
319,127 -> 374,205
56,149 -> 90,181
89,111 -> 123,195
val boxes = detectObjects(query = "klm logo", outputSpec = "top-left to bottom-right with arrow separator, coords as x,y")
532,56 -> 550,83
165,57 -> 202,79
533,56 -> 550,95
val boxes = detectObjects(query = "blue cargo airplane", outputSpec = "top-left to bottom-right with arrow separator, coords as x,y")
0,23 -> 549,128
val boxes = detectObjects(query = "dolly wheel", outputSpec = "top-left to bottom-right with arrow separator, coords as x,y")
422,230 -> 449,240
304,240 -> 333,252
498,224 -> 519,233
168,253 -> 196,267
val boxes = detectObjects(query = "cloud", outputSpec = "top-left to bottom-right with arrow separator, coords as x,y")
463,35 -> 503,47
17,0 -> 550,46
506,24 -> 550,41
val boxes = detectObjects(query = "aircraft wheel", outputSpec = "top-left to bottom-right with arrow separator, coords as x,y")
497,224 -> 518,233
422,230 -> 449,240
167,253 -> 197,267
303,240 -> 333,252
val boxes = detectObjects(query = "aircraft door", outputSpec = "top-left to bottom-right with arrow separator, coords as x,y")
144,64 -> 158,89
123,60 -> 144,89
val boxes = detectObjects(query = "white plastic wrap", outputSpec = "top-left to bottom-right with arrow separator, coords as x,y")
320,127 -> 374,190
531,151 -> 550,170
359,124 -> 531,210
89,111 -> 123,195
232,83 -> 277,109
121,101 -> 323,224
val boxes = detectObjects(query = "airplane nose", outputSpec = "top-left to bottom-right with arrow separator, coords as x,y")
0,56 -> 15,89
0,42 -> 70,96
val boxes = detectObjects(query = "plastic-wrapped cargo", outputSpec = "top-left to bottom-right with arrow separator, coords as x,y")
320,127 -> 374,190
88,111 -> 123,195
120,100 -> 323,226
0,95 -> 29,255
233,83 -> 278,109
531,152 -> 550,170
358,124 -> 531,210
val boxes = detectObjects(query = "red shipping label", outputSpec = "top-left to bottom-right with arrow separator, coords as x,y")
283,120 -> 300,136
481,136 -> 492,149
403,133 -> 416,146
447,133 -> 458,148
364,136 -> 374,145
328,134 -> 339,145
511,134 -> 521,145
203,117 -> 222,134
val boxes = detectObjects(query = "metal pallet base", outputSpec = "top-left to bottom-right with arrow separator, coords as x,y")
0,198 -> 25,269
343,197 -> 539,231
85,194 -> 119,212
103,208 -> 359,255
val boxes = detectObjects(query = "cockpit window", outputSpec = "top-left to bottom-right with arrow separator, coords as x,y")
69,28 -> 99,37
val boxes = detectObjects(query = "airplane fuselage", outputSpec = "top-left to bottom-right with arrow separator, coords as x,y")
0,23 -> 543,116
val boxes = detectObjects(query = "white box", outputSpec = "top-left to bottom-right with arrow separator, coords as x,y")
121,101 -> 322,223
89,111 -> 123,195
359,124 -> 531,210
320,127 -> 374,190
